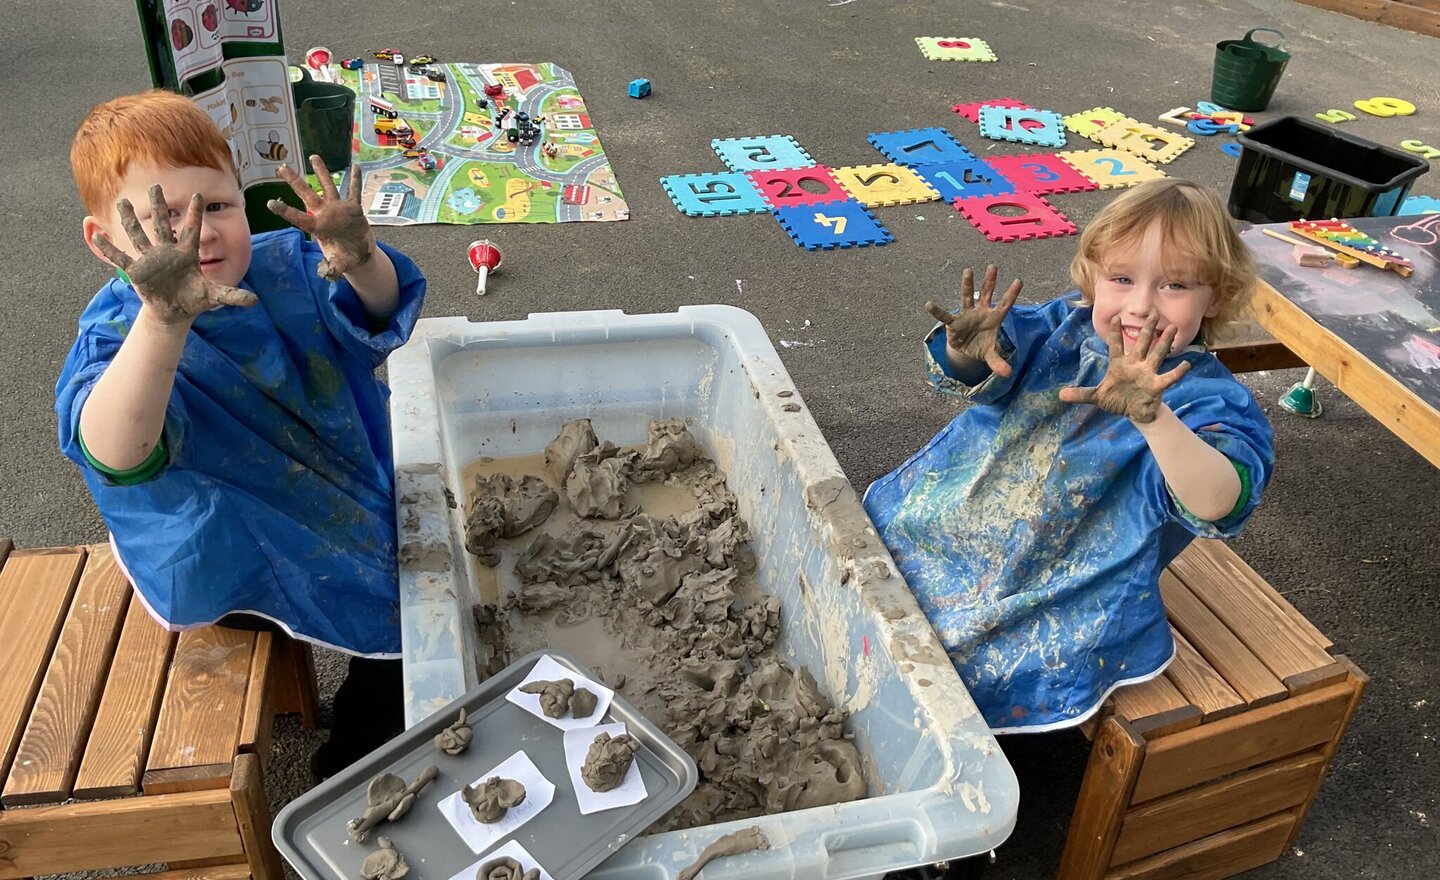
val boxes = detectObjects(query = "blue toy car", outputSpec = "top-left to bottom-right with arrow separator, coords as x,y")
627,78 -> 651,99
341,57 -> 364,70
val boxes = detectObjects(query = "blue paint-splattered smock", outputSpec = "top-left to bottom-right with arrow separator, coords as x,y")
863,296 -> 1274,732
55,229 -> 426,657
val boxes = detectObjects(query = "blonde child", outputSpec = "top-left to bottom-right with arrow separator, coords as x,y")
56,90 -> 427,776
863,179 -> 1275,732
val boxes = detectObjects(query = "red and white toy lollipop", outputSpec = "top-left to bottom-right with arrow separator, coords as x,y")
467,240 -> 503,296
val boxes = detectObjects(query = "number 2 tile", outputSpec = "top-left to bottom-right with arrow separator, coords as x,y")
1054,149 -> 1167,190
711,135 -> 815,172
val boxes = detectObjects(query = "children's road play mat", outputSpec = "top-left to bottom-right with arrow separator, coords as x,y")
334,61 -> 629,226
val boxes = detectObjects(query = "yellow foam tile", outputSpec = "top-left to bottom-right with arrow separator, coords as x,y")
832,163 -> 941,207
1062,106 -> 1135,141
1055,149 -> 1168,189
1092,120 -> 1195,165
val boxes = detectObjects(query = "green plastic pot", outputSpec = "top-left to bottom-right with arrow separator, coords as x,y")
1212,28 -> 1290,112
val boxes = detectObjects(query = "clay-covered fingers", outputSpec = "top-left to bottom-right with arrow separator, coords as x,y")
1146,324 -> 1180,368
90,231 -> 134,271
1058,383 -> 1097,405
175,194 -> 206,250
983,343 -> 1013,378
924,300 -> 956,325
210,283 -> 259,309
308,154 -> 341,201
1133,315 -> 1159,359
148,185 -> 176,246
115,198 -> 152,254
276,162 -> 323,211
1155,359 -> 1193,391
266,195 -> 316,233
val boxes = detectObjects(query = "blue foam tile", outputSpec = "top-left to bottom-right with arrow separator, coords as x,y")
977,106 -> 1067,148
711,135 -> 815,172
866,127 -> 975,166
914,159 -> 1015,201
660,172 -> 770,216
774,200 -> 893,250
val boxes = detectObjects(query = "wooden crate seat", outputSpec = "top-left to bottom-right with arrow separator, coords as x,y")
1058,539 -> 1367,880
0,540 -> 319,880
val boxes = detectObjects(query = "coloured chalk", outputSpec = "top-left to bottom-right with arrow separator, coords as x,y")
831,163 -> 941,207
915,37 -> 996,62
867,128 -> 975,166
745,166 -> 850,210
982,154 -> 1098,195
977,106 -> 1067,148
953,192 -> 1077,243
953,98 -> 1031,123
712,135 -> 815,172
660,172 -> 770,217
775,201 -> 893,250
1054,149 -> 1167,189
913,159 -> 1016,201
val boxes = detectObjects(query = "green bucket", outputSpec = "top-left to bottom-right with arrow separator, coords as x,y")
1211,28 -> 1290,112
291,68 -> 355,171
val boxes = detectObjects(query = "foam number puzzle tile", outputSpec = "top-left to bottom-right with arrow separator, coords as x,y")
1062,106 -> 1135,141
1054,149 -> 1167,189
745,166 -> 850,210
978,106 -> 1067,148
774,201 -> 893,250
831,163 -> 941,207
660,172 -> 769,217
1092,120 -> 1194,165
916,37 -> 997,62
954,192 -> 1077,243
712,135 -> 815,172
914,159 -> 1016,201
867,127 -> 975,166
982,154 -> 1098,195
952,97 -> 1031,123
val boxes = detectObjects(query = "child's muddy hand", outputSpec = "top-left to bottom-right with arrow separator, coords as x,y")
1059,316 -> 1192,423
267,155 -> 373,282
93,187 -> 256,326
925,265 -> 1022,377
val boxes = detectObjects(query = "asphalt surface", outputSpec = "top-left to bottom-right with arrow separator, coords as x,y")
3,1 -> 1438,878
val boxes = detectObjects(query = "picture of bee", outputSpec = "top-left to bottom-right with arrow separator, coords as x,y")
255,131 -> 288,161
224,0 -> 264,14
245,95 -> 283,113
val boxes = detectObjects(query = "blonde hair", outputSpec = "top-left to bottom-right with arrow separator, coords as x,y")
71,89 -> 238,216
1069,179 -> 1256,337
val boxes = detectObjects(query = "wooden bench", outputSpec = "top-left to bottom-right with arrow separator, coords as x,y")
1057,539 -> 1367,880
1208,316 -> 1305,374
0,539 -> 320,880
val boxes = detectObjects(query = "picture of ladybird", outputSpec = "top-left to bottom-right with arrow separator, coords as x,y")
170,17 -> 194,51
199,4 -> 219,32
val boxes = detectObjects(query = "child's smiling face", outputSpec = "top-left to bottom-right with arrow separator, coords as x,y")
1089,219 -> 1218,353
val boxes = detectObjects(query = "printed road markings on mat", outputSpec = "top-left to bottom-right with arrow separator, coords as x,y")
1062,106 -> 1135,141
660,172 -> 769,217
712,135 -> 815,172
953,97 -> 1032,123
913,159 -> 1016,201
867,127 -> 975,166
954,192 -> 1077,242
1055,149 -> 1167,189
746,166 -> 850,210
983,154 -> 1098,195
978,106 -> 1067,148
831,163 -> 941,207
1092,120 -> 1194,165
775,201 -> 893,249
915,37 -> 997,62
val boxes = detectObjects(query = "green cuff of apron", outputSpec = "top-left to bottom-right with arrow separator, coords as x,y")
1174,458 -> 1252,523
78,428 -> 168,486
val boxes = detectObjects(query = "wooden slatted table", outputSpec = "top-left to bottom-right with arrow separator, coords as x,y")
1057,539 -> 1367,880
0,540 -> 319,880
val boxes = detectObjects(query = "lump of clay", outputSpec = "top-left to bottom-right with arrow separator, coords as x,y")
569,686 -> 598,719
676,826 -> 770,880
508,579 -> 572,613
476,855 -> 540,880
462,775 -> 527,823
360,836 -> 409,880
582,731 -> 639,792
566,442 -> 635,519
633,418 -> 702,482
434,708 -> 473,755
543,419 -> 597,488
465,474 -> 559,566
519,677 -> 574,718
347,766 -> 439,843
616,515 -> 705,606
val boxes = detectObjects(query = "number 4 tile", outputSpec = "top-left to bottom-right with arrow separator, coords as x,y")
775,201 -> 893,250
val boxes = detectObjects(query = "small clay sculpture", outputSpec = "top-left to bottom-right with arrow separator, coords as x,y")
581,731 -> 639,792
475,855 -> 540,880
569,686 -> 598,719
461,775 -> 527,823
359,836 -> 409,880
675,826 -> 770,880
519,677 -> 575,718
543,419 -> 598,487
347,765 -> 439,843
434,708 -> 473,755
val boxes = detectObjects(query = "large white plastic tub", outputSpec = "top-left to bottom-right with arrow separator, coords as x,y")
388,306 -> 1018,878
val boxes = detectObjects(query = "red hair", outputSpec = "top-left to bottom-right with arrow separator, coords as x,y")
71,89 -> 238,215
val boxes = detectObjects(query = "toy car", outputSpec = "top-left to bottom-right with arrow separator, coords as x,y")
628,78 -> 652,99
417,150 -> 439,171
402,148 -> 423,158
409,54 -> 437,65
398,133 -> 417,148
341,57 -> 364,70
373,48 -> 402,60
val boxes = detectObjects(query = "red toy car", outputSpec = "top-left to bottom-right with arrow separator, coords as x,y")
373,48 -> 402,61
341,57 -> 364,70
